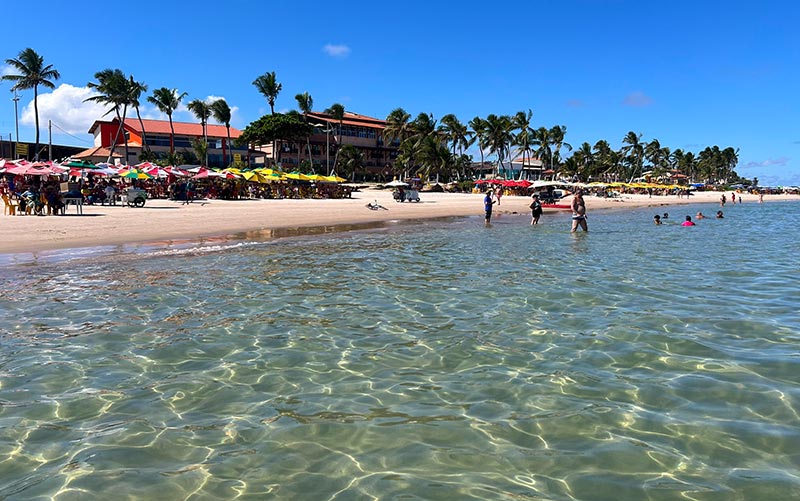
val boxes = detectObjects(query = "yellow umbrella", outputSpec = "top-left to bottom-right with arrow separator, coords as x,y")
321,175 -> 347,183
284,172 -> 312,181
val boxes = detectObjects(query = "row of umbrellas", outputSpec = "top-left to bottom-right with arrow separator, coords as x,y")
0,159 -> 347,184
474,179 -> 689,190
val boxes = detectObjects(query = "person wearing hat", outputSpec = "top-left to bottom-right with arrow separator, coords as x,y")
529,193 -> 543,225
483,189 -> 496,224
570,189 -> 587,232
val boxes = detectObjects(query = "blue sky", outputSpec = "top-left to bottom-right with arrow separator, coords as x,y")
1,0 -> 798,185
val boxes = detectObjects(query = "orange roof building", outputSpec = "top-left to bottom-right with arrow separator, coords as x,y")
88,118 -> 246,167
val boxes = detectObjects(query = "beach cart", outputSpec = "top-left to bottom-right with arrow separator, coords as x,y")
124,188 -> 147,208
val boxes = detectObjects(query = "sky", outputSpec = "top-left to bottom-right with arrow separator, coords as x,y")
1,0 -> 798,185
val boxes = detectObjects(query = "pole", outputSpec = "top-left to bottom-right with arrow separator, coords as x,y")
48,120 -> 52,161
12,90 -> 19,159
326,120 -> 330,176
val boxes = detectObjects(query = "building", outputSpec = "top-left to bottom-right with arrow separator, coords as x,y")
257,111 -> 399,178
88,118 -> 248,167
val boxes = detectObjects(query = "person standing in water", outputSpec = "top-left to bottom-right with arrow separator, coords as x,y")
484,189 -> 496,224
570,190 -> 588,232
529,194 -> 543,225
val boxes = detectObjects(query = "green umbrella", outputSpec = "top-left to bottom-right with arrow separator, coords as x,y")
63,160 -> 99,169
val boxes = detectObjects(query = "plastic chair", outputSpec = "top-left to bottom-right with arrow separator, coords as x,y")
2,194 -> 18,216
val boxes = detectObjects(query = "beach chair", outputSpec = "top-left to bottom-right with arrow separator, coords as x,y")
2,194 -> 18,216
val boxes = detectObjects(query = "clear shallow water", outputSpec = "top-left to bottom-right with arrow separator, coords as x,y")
1,201 -> 799,500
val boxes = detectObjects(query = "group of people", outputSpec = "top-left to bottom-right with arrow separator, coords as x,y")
654,210 -> 724,226
483,188 -> 588,232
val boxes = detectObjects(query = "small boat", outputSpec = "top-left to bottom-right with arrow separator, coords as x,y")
541,203 -> 571,210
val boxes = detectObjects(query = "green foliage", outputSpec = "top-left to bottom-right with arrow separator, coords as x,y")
236,113 -> 314,148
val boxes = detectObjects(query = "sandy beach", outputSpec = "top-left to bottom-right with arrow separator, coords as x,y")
0,189 -> 795,254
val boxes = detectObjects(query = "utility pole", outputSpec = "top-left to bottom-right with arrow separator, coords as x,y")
48,120 -> 52,161
326,120 -> 330,176
12,89 -> 19,159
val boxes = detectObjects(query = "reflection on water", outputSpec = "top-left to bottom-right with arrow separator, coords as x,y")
1,201 -> 799,499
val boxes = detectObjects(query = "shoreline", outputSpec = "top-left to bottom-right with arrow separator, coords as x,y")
1,189 -> 796,255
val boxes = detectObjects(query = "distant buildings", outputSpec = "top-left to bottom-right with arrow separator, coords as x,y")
88,118 -> 247,167
256,111 -> 399,177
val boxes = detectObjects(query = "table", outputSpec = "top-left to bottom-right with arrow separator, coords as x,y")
63,197 -> 83,215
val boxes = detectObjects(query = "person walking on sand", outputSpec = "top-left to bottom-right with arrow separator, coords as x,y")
731,192 -> 736,204
495,187 -> 503,206
529,194 -> 543,225
570,190 -> 588,232
484,189 -> 497,225
720,193 -> 726,207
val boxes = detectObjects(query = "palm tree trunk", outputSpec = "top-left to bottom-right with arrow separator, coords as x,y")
33,85 -> 40,160
108,109 -> 124,162
136,107 -> 150,154
122,105 -> 130,165
168,114 -> 175,155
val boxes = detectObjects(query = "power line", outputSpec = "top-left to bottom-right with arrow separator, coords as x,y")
49,121 -> 93,145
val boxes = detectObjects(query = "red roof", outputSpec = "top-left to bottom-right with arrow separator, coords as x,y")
306,111 -> 386,130
89,118 -> 241,138
72,146 -> 122,159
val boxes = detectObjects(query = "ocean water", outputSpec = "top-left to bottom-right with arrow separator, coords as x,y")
1,200 -> 798,500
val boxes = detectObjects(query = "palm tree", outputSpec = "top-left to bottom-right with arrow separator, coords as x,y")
253,71 -> 282,114
621,131 -> 645,182
573,142 -> 595,181
549,125 -> 572,172
512,110 -> 533,180
383,107 -> 412,146
128,75 -> 150,156
324,103 -> 345,175
187,99 -> 212,166
532,127 -> 553,175
484,114 -> 513,178
2,48 -> 60,160
337,145 -> 364,182
294,92 -> 314,170
211,99 -> 232,166
469,116 -> 489,176
85,69 -> 132,162
147,87 -> 187,155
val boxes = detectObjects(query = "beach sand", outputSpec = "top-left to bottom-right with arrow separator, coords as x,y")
0,189 -> 794,254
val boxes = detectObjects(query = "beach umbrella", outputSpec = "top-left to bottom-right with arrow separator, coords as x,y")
386,179 -> 409,187
63,159 -> 99,169
284,172 -> 312,181
117,168 -> 152,180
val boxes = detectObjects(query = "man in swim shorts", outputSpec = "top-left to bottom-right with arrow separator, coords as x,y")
484,189 -> 496,224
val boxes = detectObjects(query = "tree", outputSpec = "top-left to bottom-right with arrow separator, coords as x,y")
324,103 -> 345,175
549,125 -> 572,171
294,91 -> 315,169
337,145 -> 364,181
512,110 -> 533,180
128,75 -> 150,156
236,114 -> 313,157
573,142 -> 595,181
211,99 -> 232,166
484,114 -> 513,178
253,71 -> 282,114
187,99 -> 212,166
2,48 -> 60,160
383,107 -> 412,146
621,131 -> 645,182
532,127 -> 553,175
85,69 -> 132,162
148,87 -> 187,154
469,116 -> 489,176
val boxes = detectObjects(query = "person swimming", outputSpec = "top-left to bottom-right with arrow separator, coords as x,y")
681,215 -> 696,226
653,214 -> 662,225
696,212 -> 706,219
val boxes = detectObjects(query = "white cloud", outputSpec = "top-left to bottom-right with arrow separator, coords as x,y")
20,83 -> 108,135
323,44 -> 351,58
622,91 -> 654,107
743,157 -> 789,169
1,64 -> 14,77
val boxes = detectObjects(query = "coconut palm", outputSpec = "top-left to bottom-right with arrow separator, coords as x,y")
2,48 -> 60,160
187,99 -> 212,166
573,142 -> 595,181
621,131 -> 645,182
469,116 -> 489,176
383,107 -> 412,146
211,99 -> 232,166
324,103 -> 345,174
128,75 -> 150,156
512,110 -> 533,180
484,114 -> 513,178
532,127 -> 553,174
85,69 -> 133,162
147,87 -> 187,155
549,125 -> 572,172
337,144 -> 364,182
294,92 -> 315,169
253,71 -> 281,114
